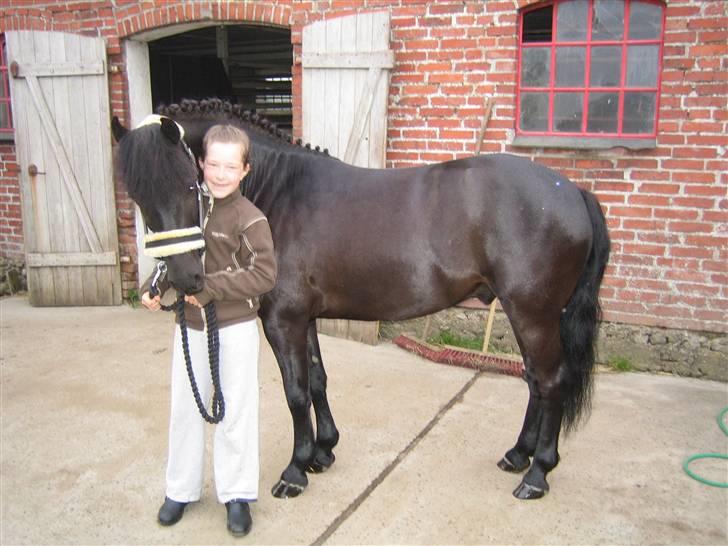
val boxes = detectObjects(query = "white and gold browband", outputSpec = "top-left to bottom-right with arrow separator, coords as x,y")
143,226 -> 205,258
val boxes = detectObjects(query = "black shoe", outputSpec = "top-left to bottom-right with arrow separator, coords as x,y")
226,500 -> 252,537
157,497 -> 187,526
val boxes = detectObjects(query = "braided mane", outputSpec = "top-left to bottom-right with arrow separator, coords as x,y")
156,98 -> 330,156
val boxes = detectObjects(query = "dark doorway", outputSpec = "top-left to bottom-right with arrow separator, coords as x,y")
148,24 -> 293,131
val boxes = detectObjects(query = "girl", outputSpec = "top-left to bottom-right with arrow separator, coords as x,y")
142,124 -> 276,537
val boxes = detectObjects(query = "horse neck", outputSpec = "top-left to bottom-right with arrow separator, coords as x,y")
243,141 -> 336,212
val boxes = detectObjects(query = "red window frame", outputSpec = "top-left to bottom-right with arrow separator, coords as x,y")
516,0 -> 666,141
0,34 -> 13,136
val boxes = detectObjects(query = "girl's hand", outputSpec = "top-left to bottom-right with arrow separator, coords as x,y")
185,294 -> 203,308
141,291 -> 161,311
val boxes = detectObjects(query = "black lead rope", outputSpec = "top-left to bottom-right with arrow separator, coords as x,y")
152,287 -> 225,423
149,261 -> 224,423
174,295 -> 225,424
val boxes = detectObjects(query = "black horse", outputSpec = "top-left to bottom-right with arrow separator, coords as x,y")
112,98 -> 610,501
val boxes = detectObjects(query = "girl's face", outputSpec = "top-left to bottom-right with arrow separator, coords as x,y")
199,141 -> 250,199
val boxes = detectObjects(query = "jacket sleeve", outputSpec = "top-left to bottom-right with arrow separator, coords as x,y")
195,218 -> 277,306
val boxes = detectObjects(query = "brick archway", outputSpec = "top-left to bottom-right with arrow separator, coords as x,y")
115,2 -> 292,39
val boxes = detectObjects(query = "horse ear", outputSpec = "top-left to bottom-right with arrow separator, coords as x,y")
160,117 -> 181,144
111,116 -> 128,142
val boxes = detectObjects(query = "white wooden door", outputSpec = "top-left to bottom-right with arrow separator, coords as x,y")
6,31 -> 121,306
302,11 -> 393,345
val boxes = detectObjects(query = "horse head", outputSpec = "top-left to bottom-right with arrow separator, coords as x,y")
113,116 -> 205,295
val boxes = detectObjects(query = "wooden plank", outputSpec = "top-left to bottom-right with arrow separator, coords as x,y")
27,252 -> 118,267
7,32 -> 45,305
323,14 -> 341,156
343,67 -> 383,164
26,31 -> 56,305
369,12 -> 391,168
90,35 -> 121,304
352,12 -> 373,167
15,60 -> 104,77
302,51 -> 394,69
48,31 -> 72,305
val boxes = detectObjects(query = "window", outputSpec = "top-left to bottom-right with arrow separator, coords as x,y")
515,0 -> 665,149
0,34 -> 13,140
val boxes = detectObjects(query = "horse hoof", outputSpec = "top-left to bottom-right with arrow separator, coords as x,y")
271,479 -> 306,499
497,455 -> 529,473
513,481 -> 548,500
308,451 -> 336,473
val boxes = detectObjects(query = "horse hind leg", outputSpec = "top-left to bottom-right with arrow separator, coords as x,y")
307,320 -> 339,473
500,311 -> 565,500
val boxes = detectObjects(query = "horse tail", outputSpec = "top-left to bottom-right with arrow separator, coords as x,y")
560,189 -> 611,432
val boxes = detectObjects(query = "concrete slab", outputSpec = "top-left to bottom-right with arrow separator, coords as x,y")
328,373 -> 728,545
1,295 -> 726,545
0,296 -> 473,545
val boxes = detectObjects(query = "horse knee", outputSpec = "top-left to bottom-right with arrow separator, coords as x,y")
286,388 -> 311,413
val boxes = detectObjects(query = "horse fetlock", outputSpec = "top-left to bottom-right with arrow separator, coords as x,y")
497,448 -> 531,473
308,446 -> 336,473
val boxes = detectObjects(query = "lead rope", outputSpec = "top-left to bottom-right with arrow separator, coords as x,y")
151,262 -> 225,424
175,295 -> 225,424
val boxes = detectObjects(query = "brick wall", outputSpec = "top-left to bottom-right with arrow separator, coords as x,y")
0,144 -> 22,260
0,0 -> 726,334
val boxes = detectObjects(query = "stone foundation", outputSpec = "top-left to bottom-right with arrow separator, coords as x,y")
379,307 -> 727,382
0,257 -> 27,297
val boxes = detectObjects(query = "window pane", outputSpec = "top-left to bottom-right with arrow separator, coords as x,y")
587,92 -> 619,133
0,70 -> 6,95
521,47 -> 550,87
590,46 -> 622,87
554,92 -> 584,132
592,0 -> 624,41
629,0 -> 662,40
520,92 -> 549,131
623,92 -> 656,133
556,0 -> 588,42
626,45 -> 659,87
555,46 -> 586,87
523,5 -> 553,43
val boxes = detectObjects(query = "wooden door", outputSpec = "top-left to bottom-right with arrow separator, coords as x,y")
6,31 -> 121,306
302,11 -> 393,345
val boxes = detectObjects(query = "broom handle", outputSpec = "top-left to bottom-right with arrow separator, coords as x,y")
477,97 -> 497,354
482,299 -> 497,353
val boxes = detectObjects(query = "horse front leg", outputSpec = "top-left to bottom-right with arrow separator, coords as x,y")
262,316 -> 315,498
307,320 -> 339,473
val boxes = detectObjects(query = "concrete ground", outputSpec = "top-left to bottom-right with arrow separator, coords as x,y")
1,294 -> 726,545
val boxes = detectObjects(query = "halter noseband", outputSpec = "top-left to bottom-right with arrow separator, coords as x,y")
136,114 -> 206,258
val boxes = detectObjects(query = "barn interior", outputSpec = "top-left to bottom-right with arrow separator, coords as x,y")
148,24 -> 293,132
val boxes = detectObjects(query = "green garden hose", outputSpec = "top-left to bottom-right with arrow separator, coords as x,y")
682,406 -> 728,488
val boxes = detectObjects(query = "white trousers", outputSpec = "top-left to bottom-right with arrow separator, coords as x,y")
166,319 -> 259,504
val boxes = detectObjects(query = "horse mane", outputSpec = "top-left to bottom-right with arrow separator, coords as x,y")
116,123 -> 197,208
155,98 -> 332,157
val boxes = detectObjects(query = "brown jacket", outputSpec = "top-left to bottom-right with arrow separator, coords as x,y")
143,189 -> 277,330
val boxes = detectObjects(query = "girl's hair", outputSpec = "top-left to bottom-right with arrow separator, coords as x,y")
202,124 -> 251,163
